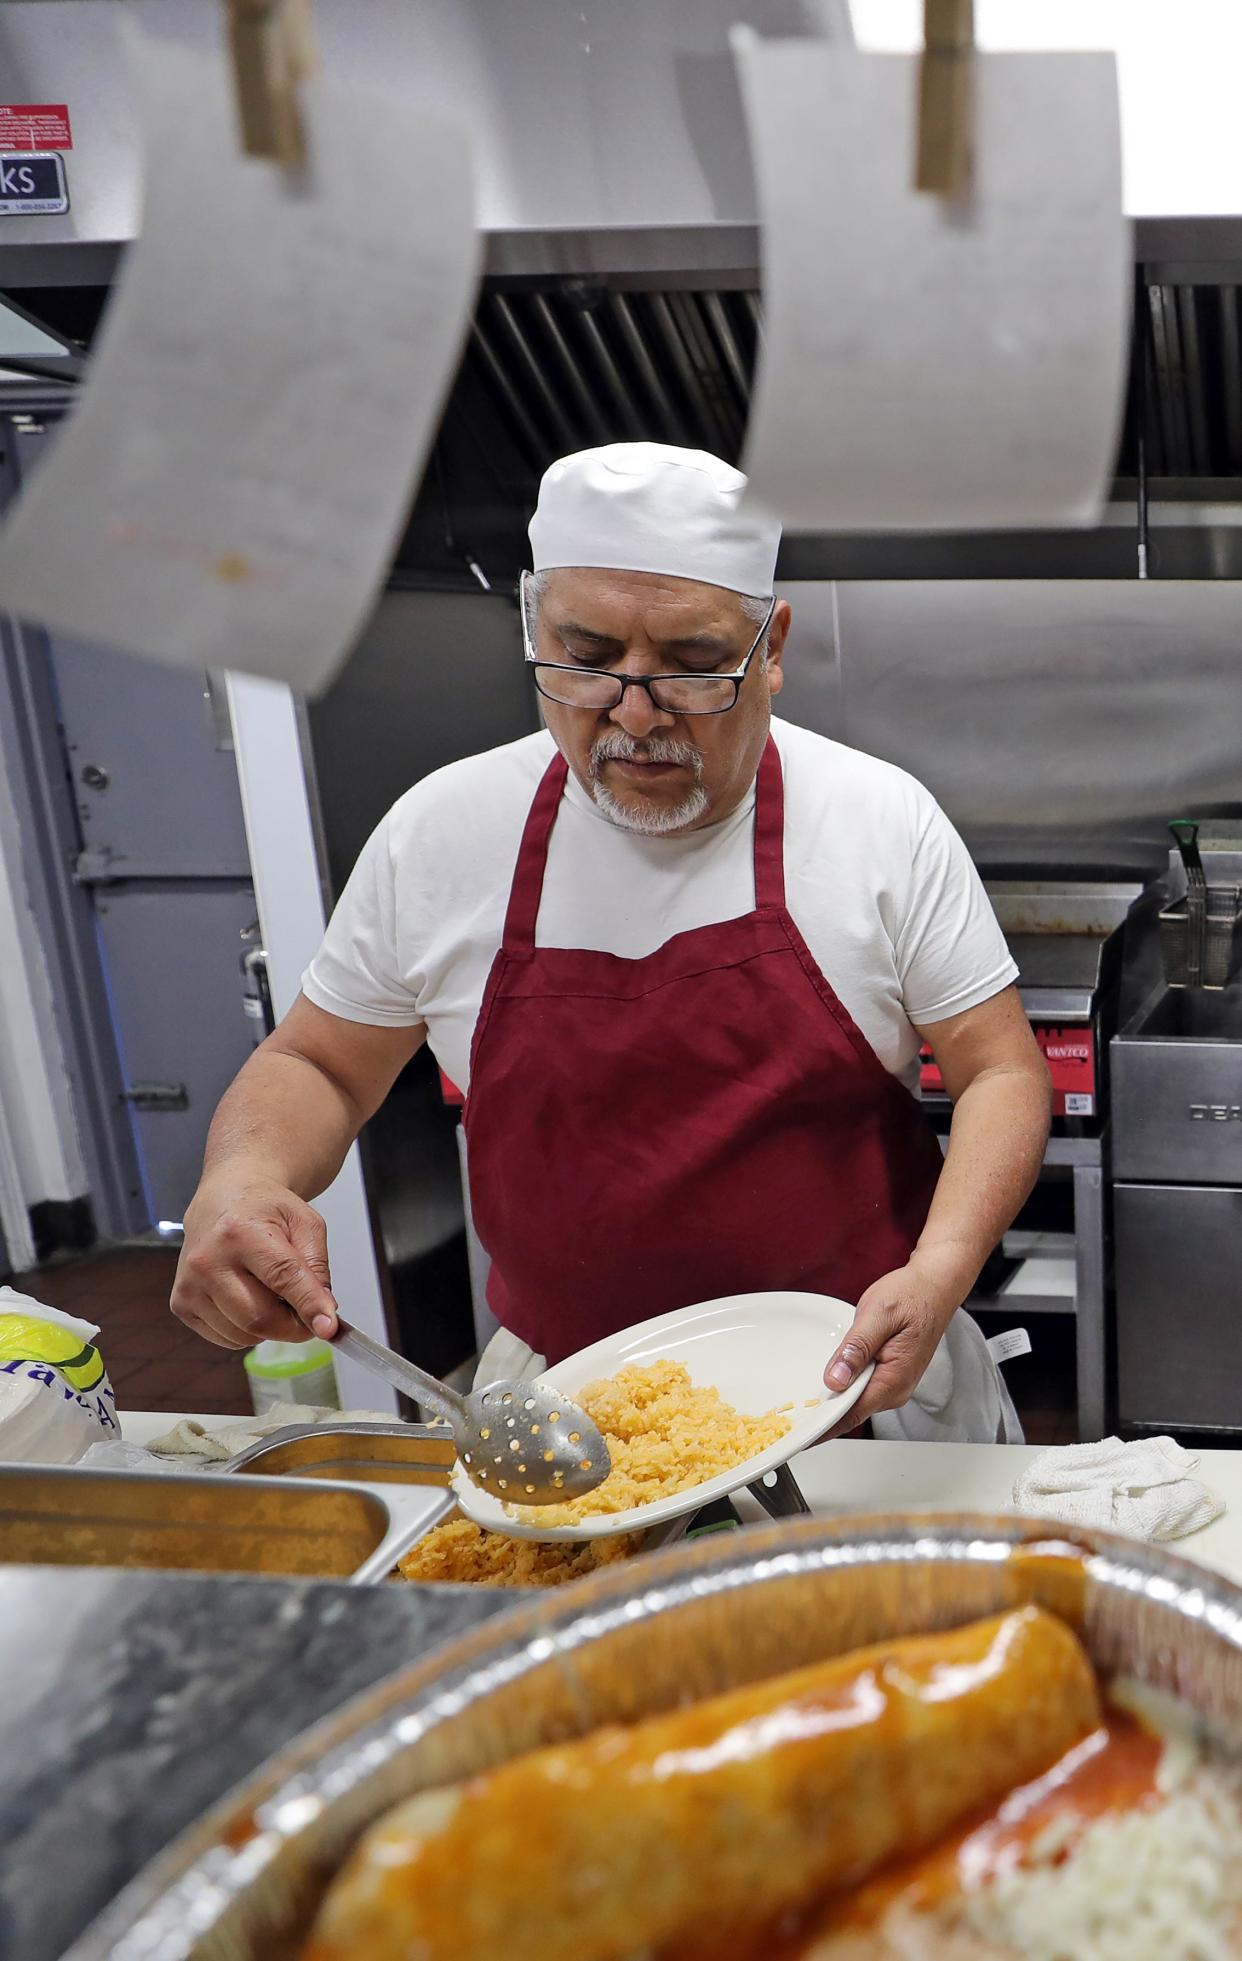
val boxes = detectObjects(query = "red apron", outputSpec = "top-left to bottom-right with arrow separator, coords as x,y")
463,738 -> 945,1366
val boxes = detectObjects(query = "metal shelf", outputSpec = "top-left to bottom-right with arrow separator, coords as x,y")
936,1128 -> 1108,1440
969,1235 -> 1078,1318
936,1131 -> 1102,1169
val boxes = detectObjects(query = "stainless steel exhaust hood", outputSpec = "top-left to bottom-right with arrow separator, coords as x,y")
5,0 -> 1242,281
8,0 -> 1242,586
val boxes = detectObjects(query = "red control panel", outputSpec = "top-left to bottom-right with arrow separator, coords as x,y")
921,1023 -> 1096,1119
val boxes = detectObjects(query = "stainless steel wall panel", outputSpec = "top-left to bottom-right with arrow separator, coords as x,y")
779,581 -> 1242,874
306,589 -> 538,899
772,579 -> 846,742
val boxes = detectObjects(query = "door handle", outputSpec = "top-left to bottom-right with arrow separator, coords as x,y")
121,1082 -> 189,1112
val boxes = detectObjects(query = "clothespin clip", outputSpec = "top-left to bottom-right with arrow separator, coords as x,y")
224,0 -> 317,167
916,0 -> 974,198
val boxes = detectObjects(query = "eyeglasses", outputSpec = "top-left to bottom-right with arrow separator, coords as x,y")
520,571 -> 775,717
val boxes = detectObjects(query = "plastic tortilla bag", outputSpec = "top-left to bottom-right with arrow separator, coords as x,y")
0,1287 -> 120,1464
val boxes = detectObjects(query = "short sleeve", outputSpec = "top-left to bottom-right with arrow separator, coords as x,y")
895,797 -> 1017,1026
301,815 -> 424,1027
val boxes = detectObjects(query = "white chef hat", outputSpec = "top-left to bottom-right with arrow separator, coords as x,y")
529,442 -> 780,597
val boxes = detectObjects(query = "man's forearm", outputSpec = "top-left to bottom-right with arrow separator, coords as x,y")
197,1044 -> 364,1202
912,1063 -> 1051,1305
176,1000 -> 422,1346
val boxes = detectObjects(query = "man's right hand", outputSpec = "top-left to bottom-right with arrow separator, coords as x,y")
171,1179 -> 339,1349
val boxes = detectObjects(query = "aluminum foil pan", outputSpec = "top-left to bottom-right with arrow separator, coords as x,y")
67,1510 -> 1242,1961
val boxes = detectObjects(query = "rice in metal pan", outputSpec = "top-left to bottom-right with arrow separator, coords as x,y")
396,1515 -> 642,1587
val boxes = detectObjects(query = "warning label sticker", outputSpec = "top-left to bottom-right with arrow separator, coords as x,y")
0,105 -> 73,151
1033,1026 -> 1096,1119
0,154 -> 69,216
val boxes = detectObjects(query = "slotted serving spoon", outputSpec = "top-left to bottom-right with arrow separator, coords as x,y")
330,1317 -> 611,1506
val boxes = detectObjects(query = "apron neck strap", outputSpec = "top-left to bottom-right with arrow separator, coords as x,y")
503,751 -> 569,949
503,736 -> 786,949
752,735 -> 786,908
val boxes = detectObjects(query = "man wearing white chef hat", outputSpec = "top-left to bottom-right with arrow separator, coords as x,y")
173,442 -> 1050,1442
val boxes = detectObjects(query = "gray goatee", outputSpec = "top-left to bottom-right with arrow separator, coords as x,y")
588,730 -> 708,835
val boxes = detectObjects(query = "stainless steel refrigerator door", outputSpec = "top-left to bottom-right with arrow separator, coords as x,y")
92,883 -> 259,1224
1115,1181 -> 1242,1431
50,639 -> 251,880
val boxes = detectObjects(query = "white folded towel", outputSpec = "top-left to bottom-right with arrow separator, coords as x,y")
77,1405 -> 395,1474
144,1402 -> 393,1462
1012,1435 -> 1225,1542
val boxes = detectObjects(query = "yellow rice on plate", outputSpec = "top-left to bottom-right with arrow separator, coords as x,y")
397,1359 -> 791,1585
518,1357 -> 791,1527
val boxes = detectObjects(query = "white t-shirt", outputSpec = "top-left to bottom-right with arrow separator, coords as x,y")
302,718 -> 1017,1097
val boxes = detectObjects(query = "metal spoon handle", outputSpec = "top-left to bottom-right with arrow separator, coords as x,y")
330,1317 -> 466,1428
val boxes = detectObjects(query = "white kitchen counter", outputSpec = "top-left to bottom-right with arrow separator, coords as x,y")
118,1411 -> 1242,1588
735,1438 -> 1242,1587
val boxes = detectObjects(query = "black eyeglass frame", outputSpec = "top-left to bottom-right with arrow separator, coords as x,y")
519,570 -> 776,718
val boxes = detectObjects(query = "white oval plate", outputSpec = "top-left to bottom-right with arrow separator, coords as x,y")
452,1291 -> 872,1542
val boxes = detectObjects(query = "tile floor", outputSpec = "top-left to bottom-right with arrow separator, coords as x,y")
8,1246 -> 1082,1441
10,1246 -> 252,1416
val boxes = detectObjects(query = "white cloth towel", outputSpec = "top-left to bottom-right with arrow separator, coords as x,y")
871,1309 -> 1024,1446
78,1405 -> 393,1475
1013,1435 -> 1225,1541
144,1402 -> 393,1463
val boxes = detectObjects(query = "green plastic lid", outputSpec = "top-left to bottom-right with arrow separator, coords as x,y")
244,1338 -> 336,1380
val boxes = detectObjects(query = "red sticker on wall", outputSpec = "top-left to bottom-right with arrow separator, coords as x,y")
0,105 -> 73,151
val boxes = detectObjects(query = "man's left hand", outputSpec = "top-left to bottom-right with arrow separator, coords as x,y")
820,1257 -> 963,1436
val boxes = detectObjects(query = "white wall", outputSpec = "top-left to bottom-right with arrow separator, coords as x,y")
849,0 -> 1242,221
0,743 -> 90,1266
224,672 -> 396,1413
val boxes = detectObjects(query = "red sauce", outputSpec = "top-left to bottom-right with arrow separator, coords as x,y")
664,1705 -> 1162,1959
222,1810 -> 261,1850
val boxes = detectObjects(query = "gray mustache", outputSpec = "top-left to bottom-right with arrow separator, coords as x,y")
590,732 -> 703,777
